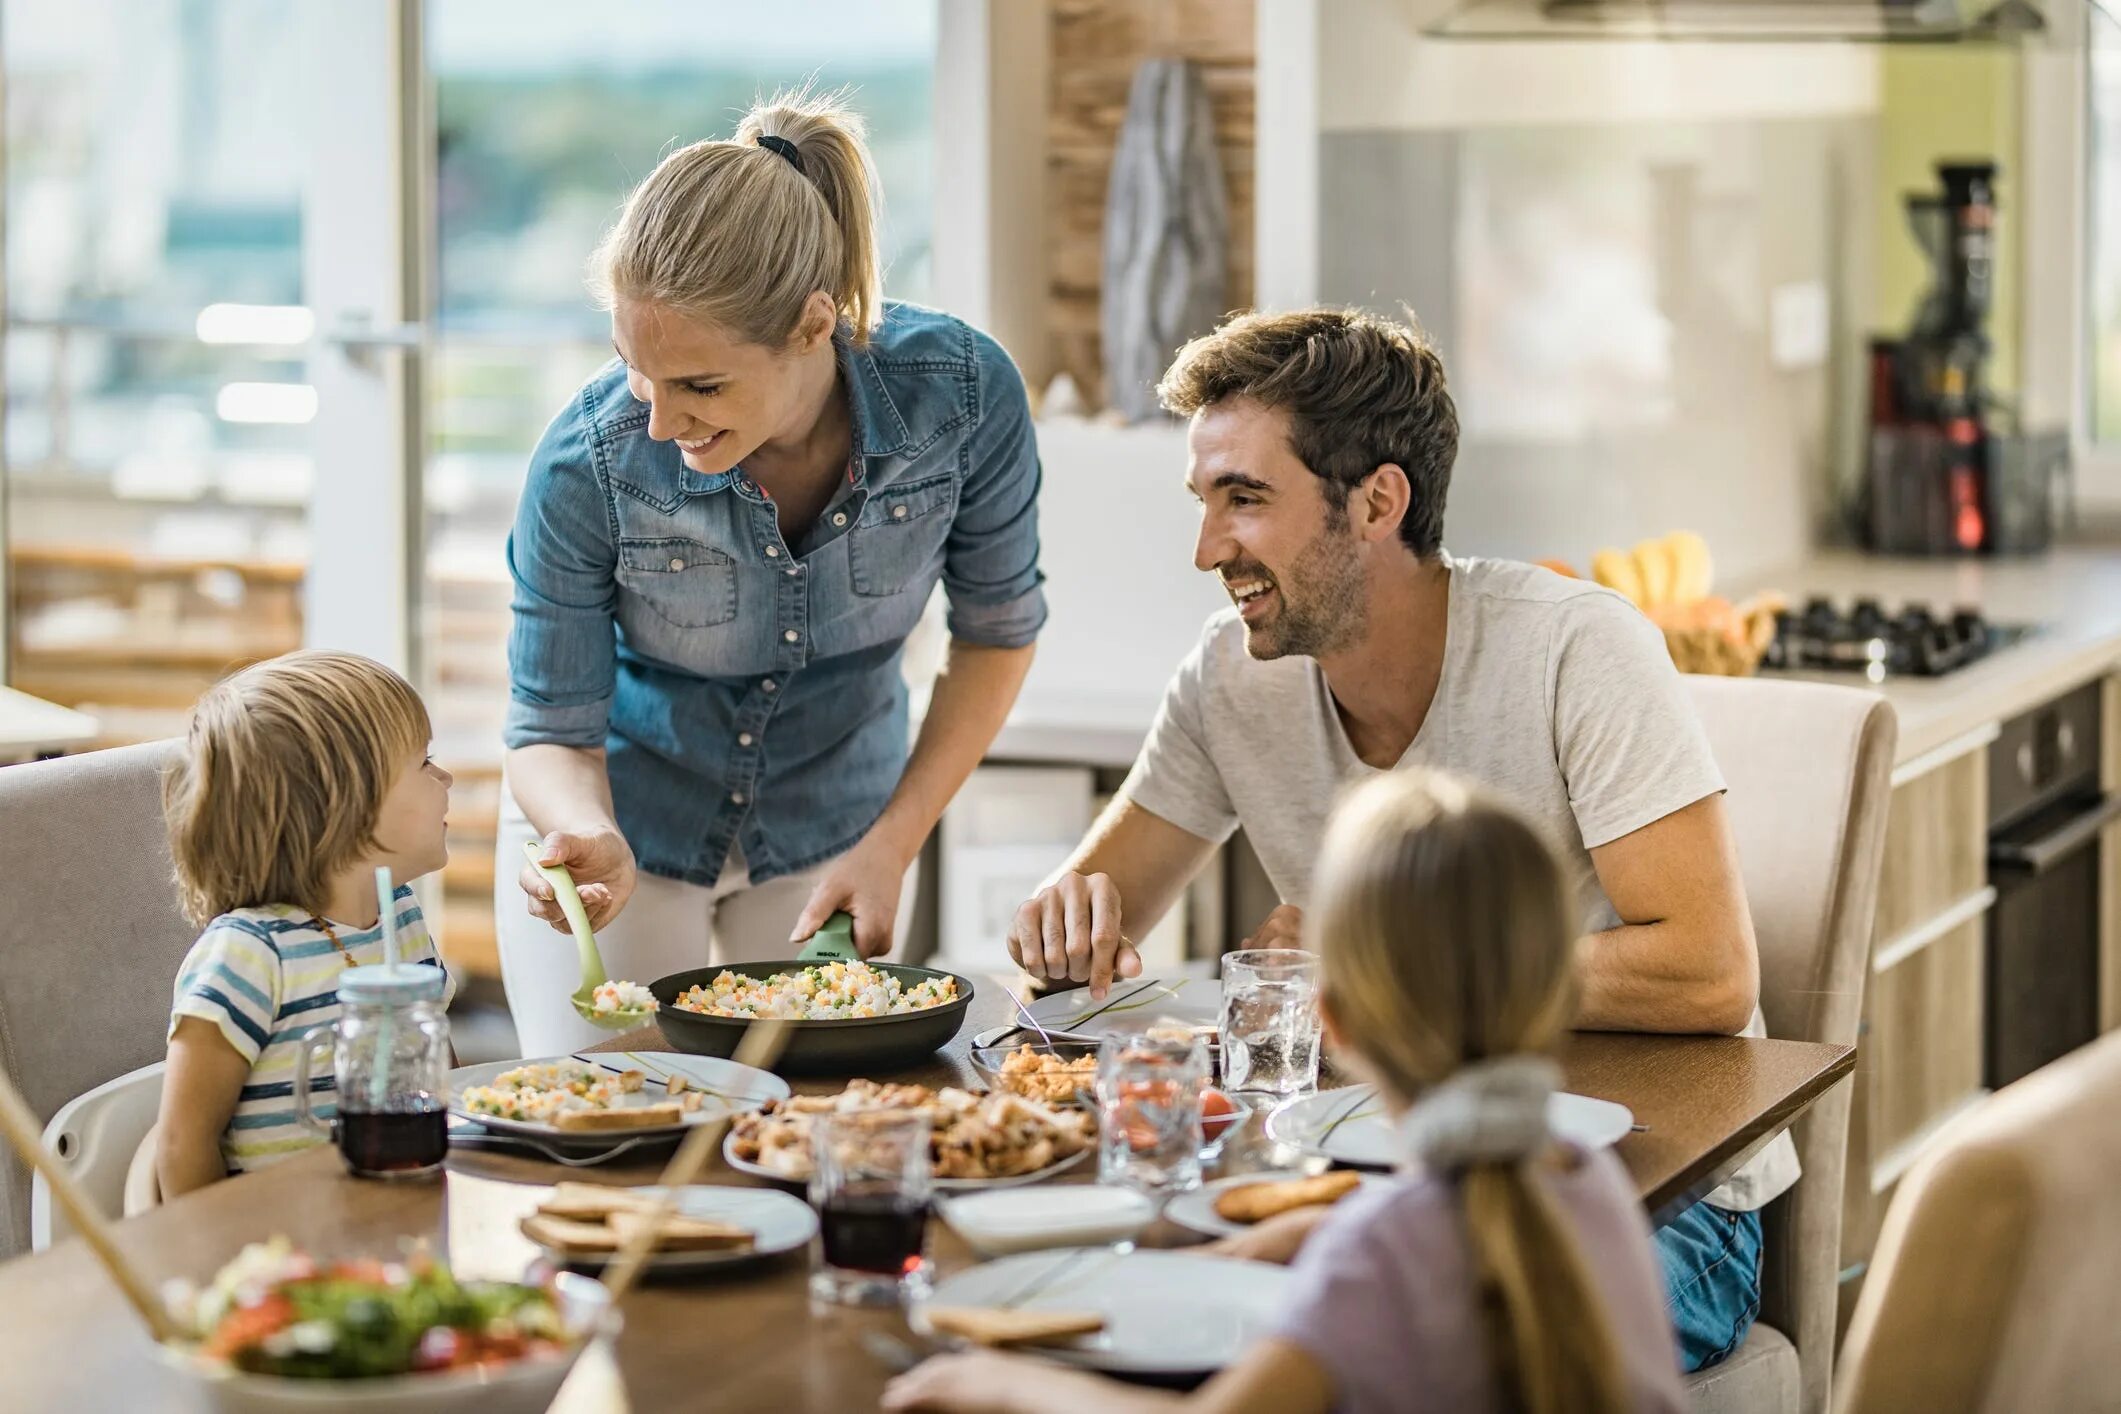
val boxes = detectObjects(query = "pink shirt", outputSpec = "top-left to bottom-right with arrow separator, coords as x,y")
1273,1149 -> 1687,1414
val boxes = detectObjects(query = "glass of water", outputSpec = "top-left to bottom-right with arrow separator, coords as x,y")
1096,1025 -> 1208,1198
1219,948 -> 1322,1098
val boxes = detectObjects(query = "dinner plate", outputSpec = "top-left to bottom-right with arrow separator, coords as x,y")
1022,973 -> 1221,1041
1163,1169 -> 1396,1240
1264,1084 -> 1636,1167
447,1052 -> 789,1148
720,1127 -> 1091,1192
522,1185 -> 817,1274
911,1248 -> 1293,1376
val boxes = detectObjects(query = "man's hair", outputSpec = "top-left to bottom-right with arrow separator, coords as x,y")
163,650 -> 430,925
1157,307 -> 1459,557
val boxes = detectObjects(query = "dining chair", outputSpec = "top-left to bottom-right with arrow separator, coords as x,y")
30,1060 -> 164,1250
1680,676 -> 1898,1414
1834,1028 -> 2121,1413
0,740 -> 193,1258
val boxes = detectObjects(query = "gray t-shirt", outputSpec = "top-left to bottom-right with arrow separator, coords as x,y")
1118,551 -> 1796,1211
1275,1149 -> 1688,1414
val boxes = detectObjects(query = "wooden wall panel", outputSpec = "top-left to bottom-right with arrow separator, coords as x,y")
1047,0 -> 1256,407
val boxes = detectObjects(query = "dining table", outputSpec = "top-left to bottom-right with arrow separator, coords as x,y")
0,982 -> 1851,1413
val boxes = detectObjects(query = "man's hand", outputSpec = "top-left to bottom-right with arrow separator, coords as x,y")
1241,904 -> 1305,951
790,831 -> 910,959
520,826 -> 638,932
1007,871 -> 1142,999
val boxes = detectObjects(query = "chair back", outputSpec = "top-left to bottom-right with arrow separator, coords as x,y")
30,1061 -> 164,1250
0,741 -> 192,1257
1836,1030 -> 2121,1413
1685,676 -> 1897,1414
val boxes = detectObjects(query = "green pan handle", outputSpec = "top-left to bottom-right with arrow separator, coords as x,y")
796,911 -> 861,963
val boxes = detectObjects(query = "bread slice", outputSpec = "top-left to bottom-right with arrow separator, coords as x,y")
520,1213 -> 621,1253
536,1181 -> 657,1221
1212,1170 -> 1362,1225
606,1209 -> 754,1252
925,1306 -> 1105,1348
551,1102 -> 684,1132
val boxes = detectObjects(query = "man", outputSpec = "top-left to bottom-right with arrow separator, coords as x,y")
1007,307 -> 1794,1372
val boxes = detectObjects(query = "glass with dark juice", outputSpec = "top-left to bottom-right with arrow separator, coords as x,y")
809,1109 -> 930,1306
293,962 -> 452,1180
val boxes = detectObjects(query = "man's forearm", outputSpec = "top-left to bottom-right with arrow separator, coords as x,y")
868,640 -> 1035,864
1574,920 -> 1759,1034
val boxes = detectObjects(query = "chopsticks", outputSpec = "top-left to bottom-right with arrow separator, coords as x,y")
0,1061 -> 178,1343
596,1019 -> 792,1304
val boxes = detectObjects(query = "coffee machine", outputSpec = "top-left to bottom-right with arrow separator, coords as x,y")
1865,159 -> 2067,556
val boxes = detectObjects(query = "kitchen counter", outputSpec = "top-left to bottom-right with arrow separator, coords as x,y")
1737,547 -> 2121,767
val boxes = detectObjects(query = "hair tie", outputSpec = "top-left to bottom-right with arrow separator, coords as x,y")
1396,1054 -> 1560,1171
757,133 -> 806,177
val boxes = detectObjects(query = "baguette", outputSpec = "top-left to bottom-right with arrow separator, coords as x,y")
925,1307 -> 1105,1348
1212,1170 -> 1362,1225
551,1102 -> 685,1132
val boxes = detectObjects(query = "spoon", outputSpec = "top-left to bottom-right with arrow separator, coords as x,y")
522,840 -> 658,1031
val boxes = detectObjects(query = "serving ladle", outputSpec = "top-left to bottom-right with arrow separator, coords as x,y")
522,840 -> 659,1031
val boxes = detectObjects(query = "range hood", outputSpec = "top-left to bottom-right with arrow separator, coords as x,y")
1421,0 -> 2099,42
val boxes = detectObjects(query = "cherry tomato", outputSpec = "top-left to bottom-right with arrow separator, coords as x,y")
1200,1087 -> 1237,1139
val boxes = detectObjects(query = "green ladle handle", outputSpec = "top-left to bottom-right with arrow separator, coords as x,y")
523,840 -> 608,991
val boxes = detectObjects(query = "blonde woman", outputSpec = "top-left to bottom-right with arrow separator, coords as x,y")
499,91 -> 1044,1054
157,652 -> 455,1196
886,773 -> 1685,1414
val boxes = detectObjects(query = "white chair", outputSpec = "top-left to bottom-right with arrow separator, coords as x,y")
30,1061 -> 164,1250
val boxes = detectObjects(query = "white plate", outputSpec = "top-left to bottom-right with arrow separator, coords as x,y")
1163,1169 -> 1395,1240
448,1053 -> 789,1147
721,1127 -> 1091,1192
912,1248 -> 1292,1376
938,1186 -> 1157,1256
521,1184 -> 817,1274
1022,973 -> 1221,1041
1264,1084 -> 1635,1167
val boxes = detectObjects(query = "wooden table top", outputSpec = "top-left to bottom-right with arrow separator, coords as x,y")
0,987 -> 1851,1412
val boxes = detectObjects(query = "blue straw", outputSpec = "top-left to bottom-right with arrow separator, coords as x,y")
369,866 -> 398,1109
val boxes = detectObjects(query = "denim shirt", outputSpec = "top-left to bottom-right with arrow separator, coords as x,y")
504,302 -> 1047,886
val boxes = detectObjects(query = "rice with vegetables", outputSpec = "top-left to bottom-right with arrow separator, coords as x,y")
673,960 -> 956,1020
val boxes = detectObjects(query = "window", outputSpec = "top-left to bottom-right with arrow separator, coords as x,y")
3,0 -> 315,738
421,0 -> 938,969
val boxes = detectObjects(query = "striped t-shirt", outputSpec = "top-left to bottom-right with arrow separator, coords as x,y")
167,886 -> 454,1174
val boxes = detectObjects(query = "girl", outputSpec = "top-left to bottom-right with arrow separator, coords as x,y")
156,651 -> 454,1196
885,772 -> 1686,1414
500,88 -> 1045,1055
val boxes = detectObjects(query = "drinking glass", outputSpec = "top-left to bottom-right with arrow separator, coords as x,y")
292,964 -> 451,1180
1219,949 -> 1322,1098
1096,1026 -> 1208,1198
809,1109 -> 932,1307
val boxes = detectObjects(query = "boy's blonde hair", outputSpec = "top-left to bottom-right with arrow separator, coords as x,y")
164,651 -> 430,926
589,86 -> 884,348
1312,772 -> 1628,1414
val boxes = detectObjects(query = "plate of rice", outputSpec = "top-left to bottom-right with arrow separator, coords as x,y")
650,959 -> 975,1075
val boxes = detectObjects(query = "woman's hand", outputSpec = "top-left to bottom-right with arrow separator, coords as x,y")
519,826 -> 638,933
789,830 -> 910,958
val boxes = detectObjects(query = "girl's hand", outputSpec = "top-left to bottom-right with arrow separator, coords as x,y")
883,1352 -> 1110,1414
1201,1204 -> 1333,1265
789,830 -> 910,958
520,826 -> 637,933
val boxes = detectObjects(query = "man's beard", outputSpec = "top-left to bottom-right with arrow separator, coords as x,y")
1238,520 -> 1368,661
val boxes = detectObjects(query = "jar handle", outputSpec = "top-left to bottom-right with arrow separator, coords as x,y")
290,1024 -> 336,1139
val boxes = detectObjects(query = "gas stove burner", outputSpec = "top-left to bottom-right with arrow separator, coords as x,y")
1765,597 -> 2031,679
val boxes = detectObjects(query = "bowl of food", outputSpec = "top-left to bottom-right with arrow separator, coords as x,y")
967,1041 -> 1101,1105
649,958 -> 975,1075
155,1238 -> 612,1413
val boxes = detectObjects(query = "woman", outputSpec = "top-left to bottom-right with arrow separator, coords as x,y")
499,91 -> 1044,1055
885,772 -> 1686,1414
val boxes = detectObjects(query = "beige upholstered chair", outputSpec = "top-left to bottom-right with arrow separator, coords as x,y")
1835,1029 -> 2121,1413
0,741 -> 192,1257
1680,676 -> 1898,1414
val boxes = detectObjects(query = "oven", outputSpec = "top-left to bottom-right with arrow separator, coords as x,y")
1986,681 -> 2121,1088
